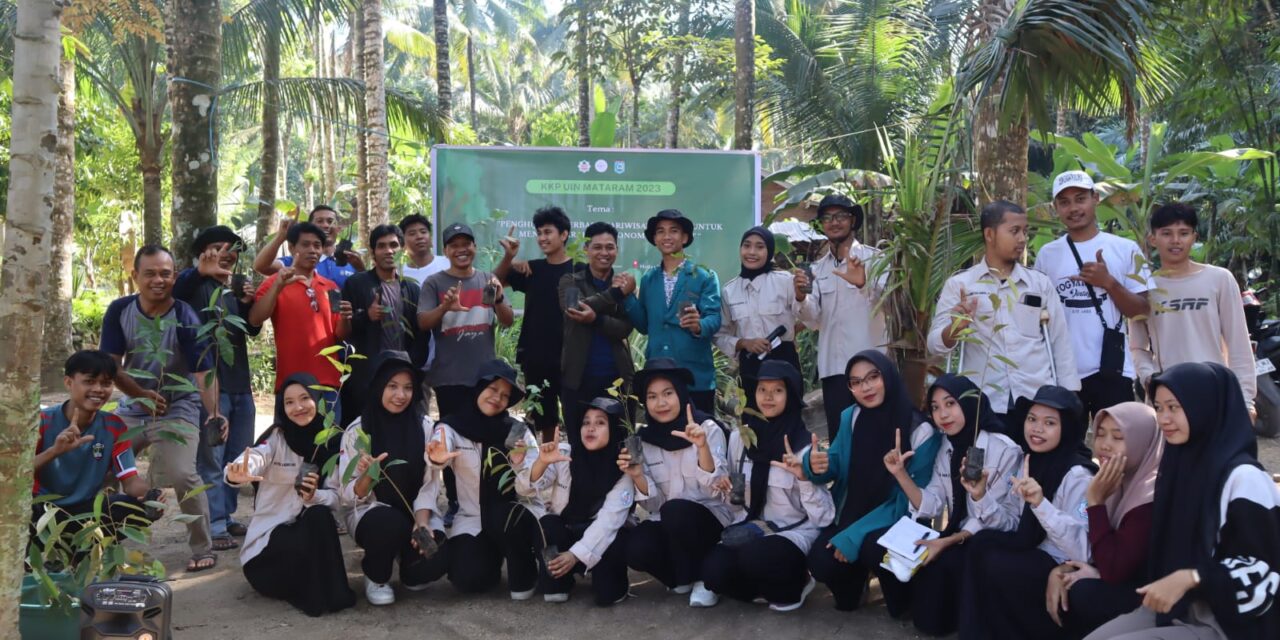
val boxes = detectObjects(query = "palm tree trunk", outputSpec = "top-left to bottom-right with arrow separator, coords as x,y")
256,27 -> 281,248
732,0 -> 754,150
434,0 -> 451,121
467,36 -> 477,132
168,0 -> 222,267
665,0 -> 690,149
576,0 -> 590,147
322,29 -> 338,202
355,9 -> 369,234
972,83 -> 1028,205
42,53 -> 76,390
136,100 -> 165,247
363,0 -> 389,230
0,1 -> 64,633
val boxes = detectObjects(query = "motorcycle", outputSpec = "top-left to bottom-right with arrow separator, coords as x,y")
1244,286 -> 1280,437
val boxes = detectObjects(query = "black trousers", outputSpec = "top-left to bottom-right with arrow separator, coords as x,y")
1062,578 -> 1143,639
560,373 -> 636,451
821,375 -> 854,436
446,502 -> 540,594
353,505 -> 448,587
688,390 -> 716,415
1078,370 -> 1136,419
434,384 -> 470,506
242,505 -> 356,617
808,525 -> 910,614
538,514 -> 630,606
626,499 -> 724,588
701,536 -> 809,605
959,532 -> 1065,640
912,539 -> 972,636
521,363 -> 563,439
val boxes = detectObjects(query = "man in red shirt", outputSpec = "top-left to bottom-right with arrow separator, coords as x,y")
250,222 -> 352,419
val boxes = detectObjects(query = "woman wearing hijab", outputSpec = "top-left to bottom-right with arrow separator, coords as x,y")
621,357 -> 735,607
1084,363 -> 1280,640
224,373 -> 355,617
802,350 -> 942,614
339,351 -> 446,606
959,385 -> 1097,640
713,227 -> 816,404
426,358 -> 544,599
1042,402 -> 1162,637
891,374 -> 1024,636
697,361 -> 835,611
514,397 -> 634,606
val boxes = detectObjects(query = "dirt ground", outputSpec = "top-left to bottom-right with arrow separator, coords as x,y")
67,392 -> 1280,639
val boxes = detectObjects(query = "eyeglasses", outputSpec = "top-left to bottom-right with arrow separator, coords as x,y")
819,212 -> 854,223
304,286 -> 319,313
848,370 -> 882,389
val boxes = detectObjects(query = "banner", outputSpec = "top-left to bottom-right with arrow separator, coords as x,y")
430,146 -> 760,279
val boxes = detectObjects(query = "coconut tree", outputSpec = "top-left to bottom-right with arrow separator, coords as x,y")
732,0 -> 753,150
363,0 -> 389,224
0,0 -> 64,633
167,0 -> 222,266
434,0 -> 450,119
42,50 -> 76,389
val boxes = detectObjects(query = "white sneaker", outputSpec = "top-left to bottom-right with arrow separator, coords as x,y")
510,587 -> 536,601
669,584 -> 693,595
769,577 -> 817,612
544,592 -> 569,603
364,578 -> 395,606
688,581 -> 719,608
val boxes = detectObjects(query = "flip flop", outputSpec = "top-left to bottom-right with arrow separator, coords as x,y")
211,536 -> 239,551
187,553 -> 217,572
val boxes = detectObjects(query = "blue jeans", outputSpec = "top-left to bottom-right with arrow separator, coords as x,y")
196,392 -> 257,537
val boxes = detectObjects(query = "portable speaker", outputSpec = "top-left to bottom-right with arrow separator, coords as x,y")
79,575 -> 172,640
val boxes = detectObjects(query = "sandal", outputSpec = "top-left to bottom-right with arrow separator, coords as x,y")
187,553 -> 217,572
211,536 -> 239,551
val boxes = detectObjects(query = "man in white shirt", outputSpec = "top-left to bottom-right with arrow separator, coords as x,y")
796,193 -> 890,434
398,214 -> 449,287
928,201 -> 1079,440
1034,171 -> 1150,418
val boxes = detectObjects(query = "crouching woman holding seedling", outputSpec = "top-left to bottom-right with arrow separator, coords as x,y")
427,359 -> 544,599
514,397 -> 634,605
697,361 -> 835,612
340,351 -> 447,606
223,372 -> 356,617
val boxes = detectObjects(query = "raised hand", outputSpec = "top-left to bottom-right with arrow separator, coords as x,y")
1071,249 -> 1116,289
958,456 -> 990,501
197,243 -> 233,281
426,429 -> 460,466
226,447 -> 264,484
1013,457 -> 1044,507
356,451 -> 389,477
488,276 -> 506,304
275,266 -> 305,290
882,428 -> 915,477
442,284 -> 469,313
771,434 -> 806,480
1086,454 -> 1126,506
834,256 -> 867,288
276,215 -> 294,241
670,405 -> 708,449
499,224 -> 520,258
953,286 -> 978,323
537,428 -> 572,465
792,268 -> 811,301
809,433 -> 830,475
51,419 -> 95,455
344,250 -> 366,272
367,290 -> 385,322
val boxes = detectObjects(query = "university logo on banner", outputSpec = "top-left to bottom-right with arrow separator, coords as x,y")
614,160 -> 626,175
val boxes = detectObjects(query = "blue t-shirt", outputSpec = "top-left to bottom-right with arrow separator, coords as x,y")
280,254 -> 357,287
100,296 -> 214,427
584,275 -> 618,379
35,405 -> 138,506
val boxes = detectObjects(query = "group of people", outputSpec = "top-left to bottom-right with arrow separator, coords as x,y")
29,168 -> 1279,638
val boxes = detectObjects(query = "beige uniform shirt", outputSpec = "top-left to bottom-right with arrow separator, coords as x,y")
715,270 -> 817,359
797,240 -> 890,379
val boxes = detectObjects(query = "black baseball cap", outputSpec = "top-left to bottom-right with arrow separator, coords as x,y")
441,222 -> 475,245
191,225 -> 244,256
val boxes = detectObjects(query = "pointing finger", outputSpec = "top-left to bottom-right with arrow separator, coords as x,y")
375,452 -> 389,462
507,224 -> 516,237
895,428 -> 902,453
784,435 -> 793,457
686,404 -> 695,425
242,447 -> 251,468
811,433 -> 819,451
1022,455 -> 1030,480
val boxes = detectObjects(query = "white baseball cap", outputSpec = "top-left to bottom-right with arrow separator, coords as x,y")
1052,170 -> 1096,198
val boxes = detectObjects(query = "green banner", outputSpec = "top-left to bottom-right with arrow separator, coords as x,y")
430,146 -> 760,278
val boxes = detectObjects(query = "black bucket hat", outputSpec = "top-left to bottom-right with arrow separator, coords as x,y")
632,357 -> 695,394
472,359 -> 525,405
644,209 -> 695,248
583,396 -> 625,417
757,360 -> 803,401
816,193 -> 864,231
191,225 -> 245,256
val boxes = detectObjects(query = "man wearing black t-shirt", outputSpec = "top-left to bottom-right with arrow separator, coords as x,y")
496,206 -> 576,442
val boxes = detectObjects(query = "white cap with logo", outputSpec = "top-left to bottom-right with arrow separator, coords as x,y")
1052,170 -> 1096,198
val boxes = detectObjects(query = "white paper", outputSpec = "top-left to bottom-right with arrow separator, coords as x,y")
876,516 -> 938,561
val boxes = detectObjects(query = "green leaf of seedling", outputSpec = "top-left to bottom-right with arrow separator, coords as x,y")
993,355 -> 1019,369
318,345 -> 345,357
154,430 -> 189,446
171,514 -> 202,524
182,483 -> 214,502
309,384 -> 336,393
126,368 -> 158,381
321,453 -> 340,477
119,527 -> 148,545
368,462 -> 382,483
341,457 -> 359,485
348,353 -> 367,361
991,324 -> 1007,333
356,429 -> 371,452
958,389 -> 981,400
31,493 -> 63,505
384,459 -> 407,470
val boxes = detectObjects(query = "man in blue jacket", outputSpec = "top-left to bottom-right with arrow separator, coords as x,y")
614,209 -> 722,412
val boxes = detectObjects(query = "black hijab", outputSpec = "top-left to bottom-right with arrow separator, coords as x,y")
1148,362 -> 1260,623
744,361 -> 811,521
738,226 -> 776,281
266,372 -> 339,466
636,358 -> 719,451
444,359 -> 525,508
361,351 -> 427,516
841,350 -> 926,526
1008,385 -> 1096,549
563,398 -> 628,523
928,374 -> 1002,535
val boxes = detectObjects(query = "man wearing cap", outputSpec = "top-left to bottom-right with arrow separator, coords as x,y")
1034,170 -> 1150,416
175,226 -> 261,548
795,193 -> 890,434
253,205 -> 363,287
614,209 -> 722,412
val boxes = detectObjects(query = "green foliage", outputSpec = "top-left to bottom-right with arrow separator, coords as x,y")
71,290 -> 113,351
